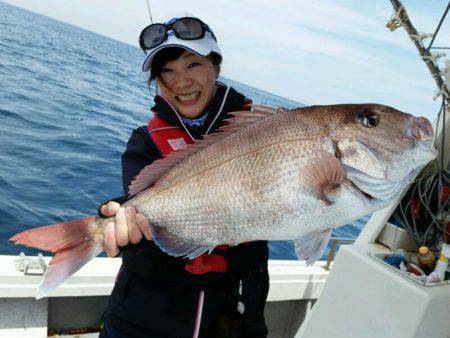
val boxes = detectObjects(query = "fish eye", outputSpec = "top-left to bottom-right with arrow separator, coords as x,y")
357,110 -> 379,128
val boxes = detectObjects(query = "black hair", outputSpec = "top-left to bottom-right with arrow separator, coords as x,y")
147,47 -> 222,87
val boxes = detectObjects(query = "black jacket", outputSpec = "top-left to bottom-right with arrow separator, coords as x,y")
104,84 -> 269,338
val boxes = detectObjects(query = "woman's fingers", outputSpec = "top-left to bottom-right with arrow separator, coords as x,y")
126,206 -> 142,244
101,203 -> 149,254
136,213 -> 152,240
115,207 -> 130,247
100,201 -> 121,217
104,222 -> 120,257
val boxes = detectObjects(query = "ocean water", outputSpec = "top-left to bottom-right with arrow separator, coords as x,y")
0,2 -> 366,259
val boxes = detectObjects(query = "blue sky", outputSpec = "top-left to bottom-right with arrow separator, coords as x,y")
3,0 -> 450,121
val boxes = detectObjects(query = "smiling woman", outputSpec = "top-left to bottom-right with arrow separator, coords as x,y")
152,48 -> 221,118
97,15 -> 269,338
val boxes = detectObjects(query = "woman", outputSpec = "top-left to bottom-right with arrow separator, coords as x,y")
99,17 -> 269,338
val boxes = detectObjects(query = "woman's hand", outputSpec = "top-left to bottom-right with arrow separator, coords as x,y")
100,202 -> 152,257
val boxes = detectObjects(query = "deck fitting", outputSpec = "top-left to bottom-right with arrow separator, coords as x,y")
14,252 -> 47,276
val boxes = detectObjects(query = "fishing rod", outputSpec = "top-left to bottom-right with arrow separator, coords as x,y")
145,0 -> 153,24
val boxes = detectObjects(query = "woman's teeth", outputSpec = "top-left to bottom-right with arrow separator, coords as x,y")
177,91 -> 200,102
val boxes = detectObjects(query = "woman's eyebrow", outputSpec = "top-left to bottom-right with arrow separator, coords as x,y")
182,53 -> 196,60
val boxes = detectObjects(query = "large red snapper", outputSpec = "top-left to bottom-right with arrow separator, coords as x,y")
11,104 -> 436,298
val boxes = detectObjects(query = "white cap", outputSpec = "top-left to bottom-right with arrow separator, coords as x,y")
141,17 -> 222,73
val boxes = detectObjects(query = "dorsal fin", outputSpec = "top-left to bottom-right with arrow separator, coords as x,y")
128,106 -> 286,196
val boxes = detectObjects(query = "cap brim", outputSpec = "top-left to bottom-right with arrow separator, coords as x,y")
142,44 -> 209,72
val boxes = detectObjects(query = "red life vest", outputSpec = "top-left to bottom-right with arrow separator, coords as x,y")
148,116 -> 194,155
147,113 -> 229,275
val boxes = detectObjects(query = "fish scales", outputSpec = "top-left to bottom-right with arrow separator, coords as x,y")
132,111 -> 327,244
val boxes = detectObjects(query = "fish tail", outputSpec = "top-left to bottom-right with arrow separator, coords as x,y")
10,216 -> 103,299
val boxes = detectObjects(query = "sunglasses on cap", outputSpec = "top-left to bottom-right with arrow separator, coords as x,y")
139,17 -> 217,53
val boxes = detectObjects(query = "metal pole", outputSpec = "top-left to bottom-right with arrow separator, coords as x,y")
388,0 -> 449,101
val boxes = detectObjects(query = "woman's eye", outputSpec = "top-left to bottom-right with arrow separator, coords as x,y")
188,62 -> 201,68
160,67 -> 172,74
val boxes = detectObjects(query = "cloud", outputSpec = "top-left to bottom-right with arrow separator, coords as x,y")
3,0 -> 446,119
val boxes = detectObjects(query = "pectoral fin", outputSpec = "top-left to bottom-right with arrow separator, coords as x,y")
294,228 -> 332,265
300,151 -> 345,204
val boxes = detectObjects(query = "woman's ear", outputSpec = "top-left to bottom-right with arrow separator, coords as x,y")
156,77 -> 169,96
214,65 -> 221,79
156,77 -> 162,88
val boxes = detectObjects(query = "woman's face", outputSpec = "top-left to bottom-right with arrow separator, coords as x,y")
157,50 -> 219,118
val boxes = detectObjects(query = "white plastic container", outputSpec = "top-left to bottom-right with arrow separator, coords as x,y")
297,243 -> 450,338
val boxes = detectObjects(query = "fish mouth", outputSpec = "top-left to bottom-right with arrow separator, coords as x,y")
416,139 -> 438,157
384,140 -> 437,182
